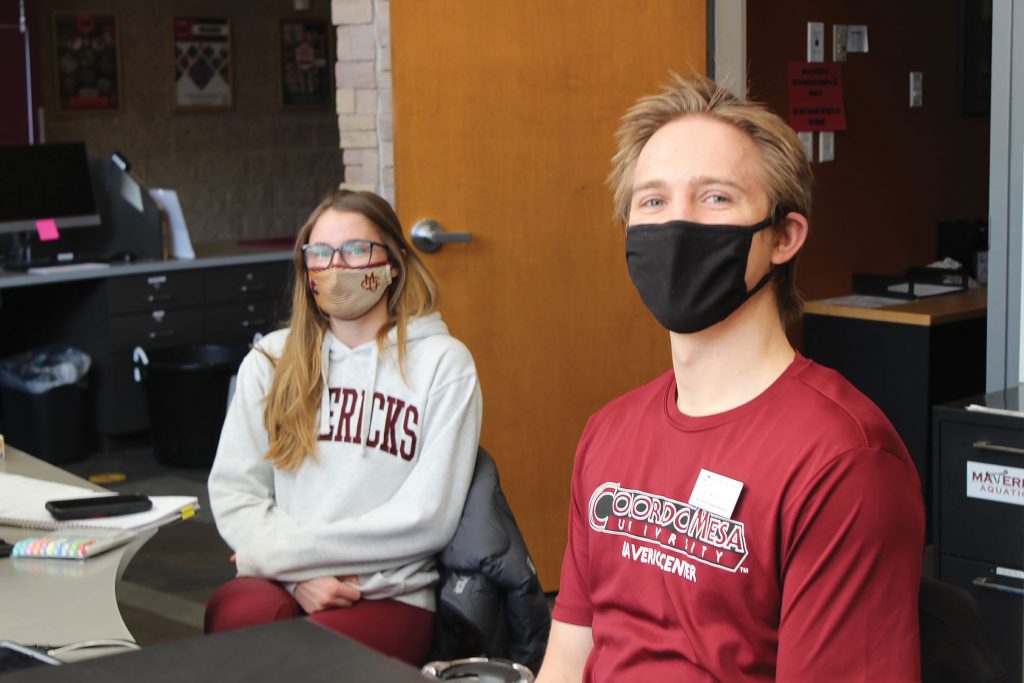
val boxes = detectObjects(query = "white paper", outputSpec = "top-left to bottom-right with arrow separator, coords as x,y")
886,282 -> 962,297
149,188 -> 196,259
847,25 -> 869,53
0,472 -> 200,531
966,461 -> 1024,507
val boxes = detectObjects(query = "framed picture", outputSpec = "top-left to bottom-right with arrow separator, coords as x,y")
52,13 -> 121,111
278,17 -> 333,107
958,0 -> 992,115
174,17 -> 233,110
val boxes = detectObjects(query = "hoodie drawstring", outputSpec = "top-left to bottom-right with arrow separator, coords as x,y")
318,332 -> 333,436
360,344 -> 379,458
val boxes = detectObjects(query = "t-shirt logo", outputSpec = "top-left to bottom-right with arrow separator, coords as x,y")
588,482 -> 749,572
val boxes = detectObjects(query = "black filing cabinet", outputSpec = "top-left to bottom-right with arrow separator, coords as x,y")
933,390 -> 1024,683
67,260 -> 291,435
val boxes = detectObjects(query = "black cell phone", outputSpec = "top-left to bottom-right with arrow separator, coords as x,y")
45,494 -> 152,520
0,641 -> 61,672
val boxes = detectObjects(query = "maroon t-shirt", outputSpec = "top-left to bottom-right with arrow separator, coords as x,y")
553,354 -> 924,682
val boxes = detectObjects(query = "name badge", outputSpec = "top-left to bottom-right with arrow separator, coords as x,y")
688,469 -> 744,519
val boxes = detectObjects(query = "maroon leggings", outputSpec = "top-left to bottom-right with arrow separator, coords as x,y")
204,577 -> 434,666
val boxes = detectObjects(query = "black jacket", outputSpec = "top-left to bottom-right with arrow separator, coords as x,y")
430,447 -> 551,674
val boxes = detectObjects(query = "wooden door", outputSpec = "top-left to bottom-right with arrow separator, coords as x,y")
391,1 -> 706,589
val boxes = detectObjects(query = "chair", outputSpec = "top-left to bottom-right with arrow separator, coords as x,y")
428,447 -> 551,674
919,575 -> 1008,683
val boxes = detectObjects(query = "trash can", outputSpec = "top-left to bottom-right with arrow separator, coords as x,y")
0,345 -> 91,464
134,344 -> 247,468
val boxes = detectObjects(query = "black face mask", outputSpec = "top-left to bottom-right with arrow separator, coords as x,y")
625,217 -> 776,333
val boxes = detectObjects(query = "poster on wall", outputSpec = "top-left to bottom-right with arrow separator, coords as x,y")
173,17 -> 232,110
52,13 -> 121,111
279,18 -> 333,107
786,62 -> 847,132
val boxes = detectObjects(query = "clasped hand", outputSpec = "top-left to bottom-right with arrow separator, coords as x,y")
228,553 -> 361,614
294,575 -> 362,614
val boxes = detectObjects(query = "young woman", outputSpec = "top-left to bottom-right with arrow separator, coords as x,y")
205,189 -> 482,666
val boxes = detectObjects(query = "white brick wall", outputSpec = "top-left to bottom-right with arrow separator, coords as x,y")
333,0 -> 394,205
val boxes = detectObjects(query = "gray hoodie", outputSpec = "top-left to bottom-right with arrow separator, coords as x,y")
208,312 -> 483,611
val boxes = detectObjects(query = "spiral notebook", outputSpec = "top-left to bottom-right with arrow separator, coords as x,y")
0,472 -> 199,533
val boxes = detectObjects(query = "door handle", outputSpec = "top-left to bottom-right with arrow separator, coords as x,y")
972,576 -> 1024,596
410,219 -> 472,253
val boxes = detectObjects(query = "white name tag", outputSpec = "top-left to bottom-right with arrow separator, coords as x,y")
688,469 -> 744,518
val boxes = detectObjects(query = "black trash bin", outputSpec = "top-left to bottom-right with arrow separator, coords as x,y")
0,345 -> 90,464
136,344 -> 248,468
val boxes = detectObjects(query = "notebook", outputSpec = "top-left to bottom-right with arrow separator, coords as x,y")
11,529 -> 137,560
0,473 -> 200,532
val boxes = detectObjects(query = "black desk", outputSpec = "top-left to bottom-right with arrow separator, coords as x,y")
4,619 -> 428,682
0,242 -> 292,437
804,289 -> 987,529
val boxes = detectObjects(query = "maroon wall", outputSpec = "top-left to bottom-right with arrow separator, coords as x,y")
747,1 -> 990,306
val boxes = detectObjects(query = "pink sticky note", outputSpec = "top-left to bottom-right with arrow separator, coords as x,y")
35,219 -> 60,242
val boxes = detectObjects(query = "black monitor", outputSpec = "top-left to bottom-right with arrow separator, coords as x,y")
0,142 -> 101,234
0,143 -> 102,268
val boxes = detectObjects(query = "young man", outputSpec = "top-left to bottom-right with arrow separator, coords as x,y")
537,76 -> 925,682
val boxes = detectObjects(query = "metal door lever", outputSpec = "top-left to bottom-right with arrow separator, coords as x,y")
410,219 -> 472,253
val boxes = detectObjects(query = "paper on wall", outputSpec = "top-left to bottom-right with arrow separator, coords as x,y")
149,188 -> 196,259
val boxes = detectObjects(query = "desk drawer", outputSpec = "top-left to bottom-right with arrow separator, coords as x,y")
206,300 -> 281,344
109,309 -> 204,350
107,272 -> 204,314
937,420 -> 1024,566
939,554 -> 1023,683
205,263 -> 290,305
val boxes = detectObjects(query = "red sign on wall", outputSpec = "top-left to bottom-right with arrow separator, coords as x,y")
787,62 -> 847,132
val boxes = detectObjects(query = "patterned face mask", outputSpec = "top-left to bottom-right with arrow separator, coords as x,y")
309,263 -> 393,320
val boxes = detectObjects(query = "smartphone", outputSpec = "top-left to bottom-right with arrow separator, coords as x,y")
45,493 -> 152,520
0,641 -> 61,672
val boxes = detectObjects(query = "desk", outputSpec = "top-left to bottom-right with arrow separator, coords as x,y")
803,289 -> 987,525
1,619 -> 428,682
0,241 -> 293,437
0,446 -> 156,662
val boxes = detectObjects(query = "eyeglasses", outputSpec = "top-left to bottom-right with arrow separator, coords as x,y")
302,240 -> 389,269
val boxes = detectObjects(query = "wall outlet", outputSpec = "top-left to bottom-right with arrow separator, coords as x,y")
798,131 -> 814,161
909,71 -> 923,107
819,131 -> 835,163
833,25 -> 848,62
807,22 -> 825,62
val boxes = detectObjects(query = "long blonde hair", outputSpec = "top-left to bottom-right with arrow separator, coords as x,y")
263,189 -> 438,470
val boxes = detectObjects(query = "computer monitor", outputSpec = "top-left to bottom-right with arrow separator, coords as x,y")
0,142 -> 101,234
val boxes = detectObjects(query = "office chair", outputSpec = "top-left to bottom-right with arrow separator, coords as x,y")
919,575 -> 1008,683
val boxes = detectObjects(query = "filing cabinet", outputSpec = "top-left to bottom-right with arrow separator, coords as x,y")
933,391 -> 1024,683
69,260 -> 291,435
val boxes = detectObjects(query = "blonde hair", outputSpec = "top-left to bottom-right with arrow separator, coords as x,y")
262,189 -> 439,470
609,74 -> 814,326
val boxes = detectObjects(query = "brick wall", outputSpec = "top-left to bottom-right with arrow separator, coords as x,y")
34,0 -> 342,242
332,0 -> 393,204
